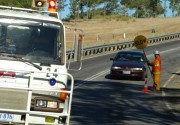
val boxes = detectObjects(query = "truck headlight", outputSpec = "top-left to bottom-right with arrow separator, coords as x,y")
32,98 -> 64,113
36,100 -> 58,108
47,101 -> 58,108
36,100 -> 47,107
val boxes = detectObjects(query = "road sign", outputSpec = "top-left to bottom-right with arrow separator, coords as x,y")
134,35 -> 148,49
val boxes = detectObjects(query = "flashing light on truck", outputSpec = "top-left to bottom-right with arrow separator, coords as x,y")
32,0 -> 57,12
48,0 -> 57,12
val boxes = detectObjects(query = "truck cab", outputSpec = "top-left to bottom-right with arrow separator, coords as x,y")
0,5 -> 77,125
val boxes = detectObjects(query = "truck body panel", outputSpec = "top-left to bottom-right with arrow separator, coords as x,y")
0,5 -> 77,125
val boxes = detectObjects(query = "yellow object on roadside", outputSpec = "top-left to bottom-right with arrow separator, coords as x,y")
134,35 -> 148,49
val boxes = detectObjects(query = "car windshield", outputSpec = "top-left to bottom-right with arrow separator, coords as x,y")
115,52 -> 145,62
0,18 -> 64,65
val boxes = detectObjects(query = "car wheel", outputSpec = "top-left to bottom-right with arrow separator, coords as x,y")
140,75 -> 145,81
110,74 -> 115,79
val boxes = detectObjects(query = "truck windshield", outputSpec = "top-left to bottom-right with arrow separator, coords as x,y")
0,18 -> 64,65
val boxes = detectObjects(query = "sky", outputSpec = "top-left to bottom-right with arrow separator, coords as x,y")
59,0 -> 70,19
59,0 -> 172,19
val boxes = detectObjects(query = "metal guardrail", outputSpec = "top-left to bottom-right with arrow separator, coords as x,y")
66,32 -> 180,60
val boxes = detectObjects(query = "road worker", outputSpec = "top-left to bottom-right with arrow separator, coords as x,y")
147,50 -> 162,91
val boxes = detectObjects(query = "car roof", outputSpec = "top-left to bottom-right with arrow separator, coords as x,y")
0,10 -> 63,24
117,50 -> 144,54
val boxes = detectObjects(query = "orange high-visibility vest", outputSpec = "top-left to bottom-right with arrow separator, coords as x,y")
156,55 -> 162,71
152,59 -> 161,74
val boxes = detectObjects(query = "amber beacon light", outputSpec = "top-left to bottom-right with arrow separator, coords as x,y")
48,0 -> 57,12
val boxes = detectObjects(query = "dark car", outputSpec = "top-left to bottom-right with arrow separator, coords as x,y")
110,50 -> 148,80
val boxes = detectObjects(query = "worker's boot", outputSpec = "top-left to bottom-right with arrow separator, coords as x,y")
156,84 -> 161,91
152,83 -> 156,91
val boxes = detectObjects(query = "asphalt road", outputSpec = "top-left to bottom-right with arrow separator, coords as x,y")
69,39 -> 180,125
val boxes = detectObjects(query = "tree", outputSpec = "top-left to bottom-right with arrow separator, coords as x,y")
177,4 -> 180,16
69,0 -> 77,19
116,5 -> 128,16
164,0 -> 167,17
57,0 -> 67,12
81,0 -> 101,19
169,0 -> 180,16
104,0 -> 119,15
121,0 -> 148,18
0,0 -> 31,8
69,0 -> 102,19
121,0 -> 164,18
149,0 -> 164,17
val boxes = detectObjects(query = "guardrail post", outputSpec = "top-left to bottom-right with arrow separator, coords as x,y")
123,33 -> 126,39
97,34 -> 100,41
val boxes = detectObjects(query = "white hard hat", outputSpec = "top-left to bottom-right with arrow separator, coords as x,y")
154,50 -> 159,55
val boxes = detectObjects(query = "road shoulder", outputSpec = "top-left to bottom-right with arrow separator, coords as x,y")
162,70 -> 180,122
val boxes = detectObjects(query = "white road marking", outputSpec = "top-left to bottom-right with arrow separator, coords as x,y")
162,69 -> 180,114
74,69 -> 109,89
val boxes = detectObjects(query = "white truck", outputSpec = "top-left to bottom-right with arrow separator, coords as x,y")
0,2 -> 83,125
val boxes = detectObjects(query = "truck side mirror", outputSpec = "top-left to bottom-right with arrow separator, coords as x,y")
66,27 -> 84,71
110,58 -> 114,61
74,34 -> 83,62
